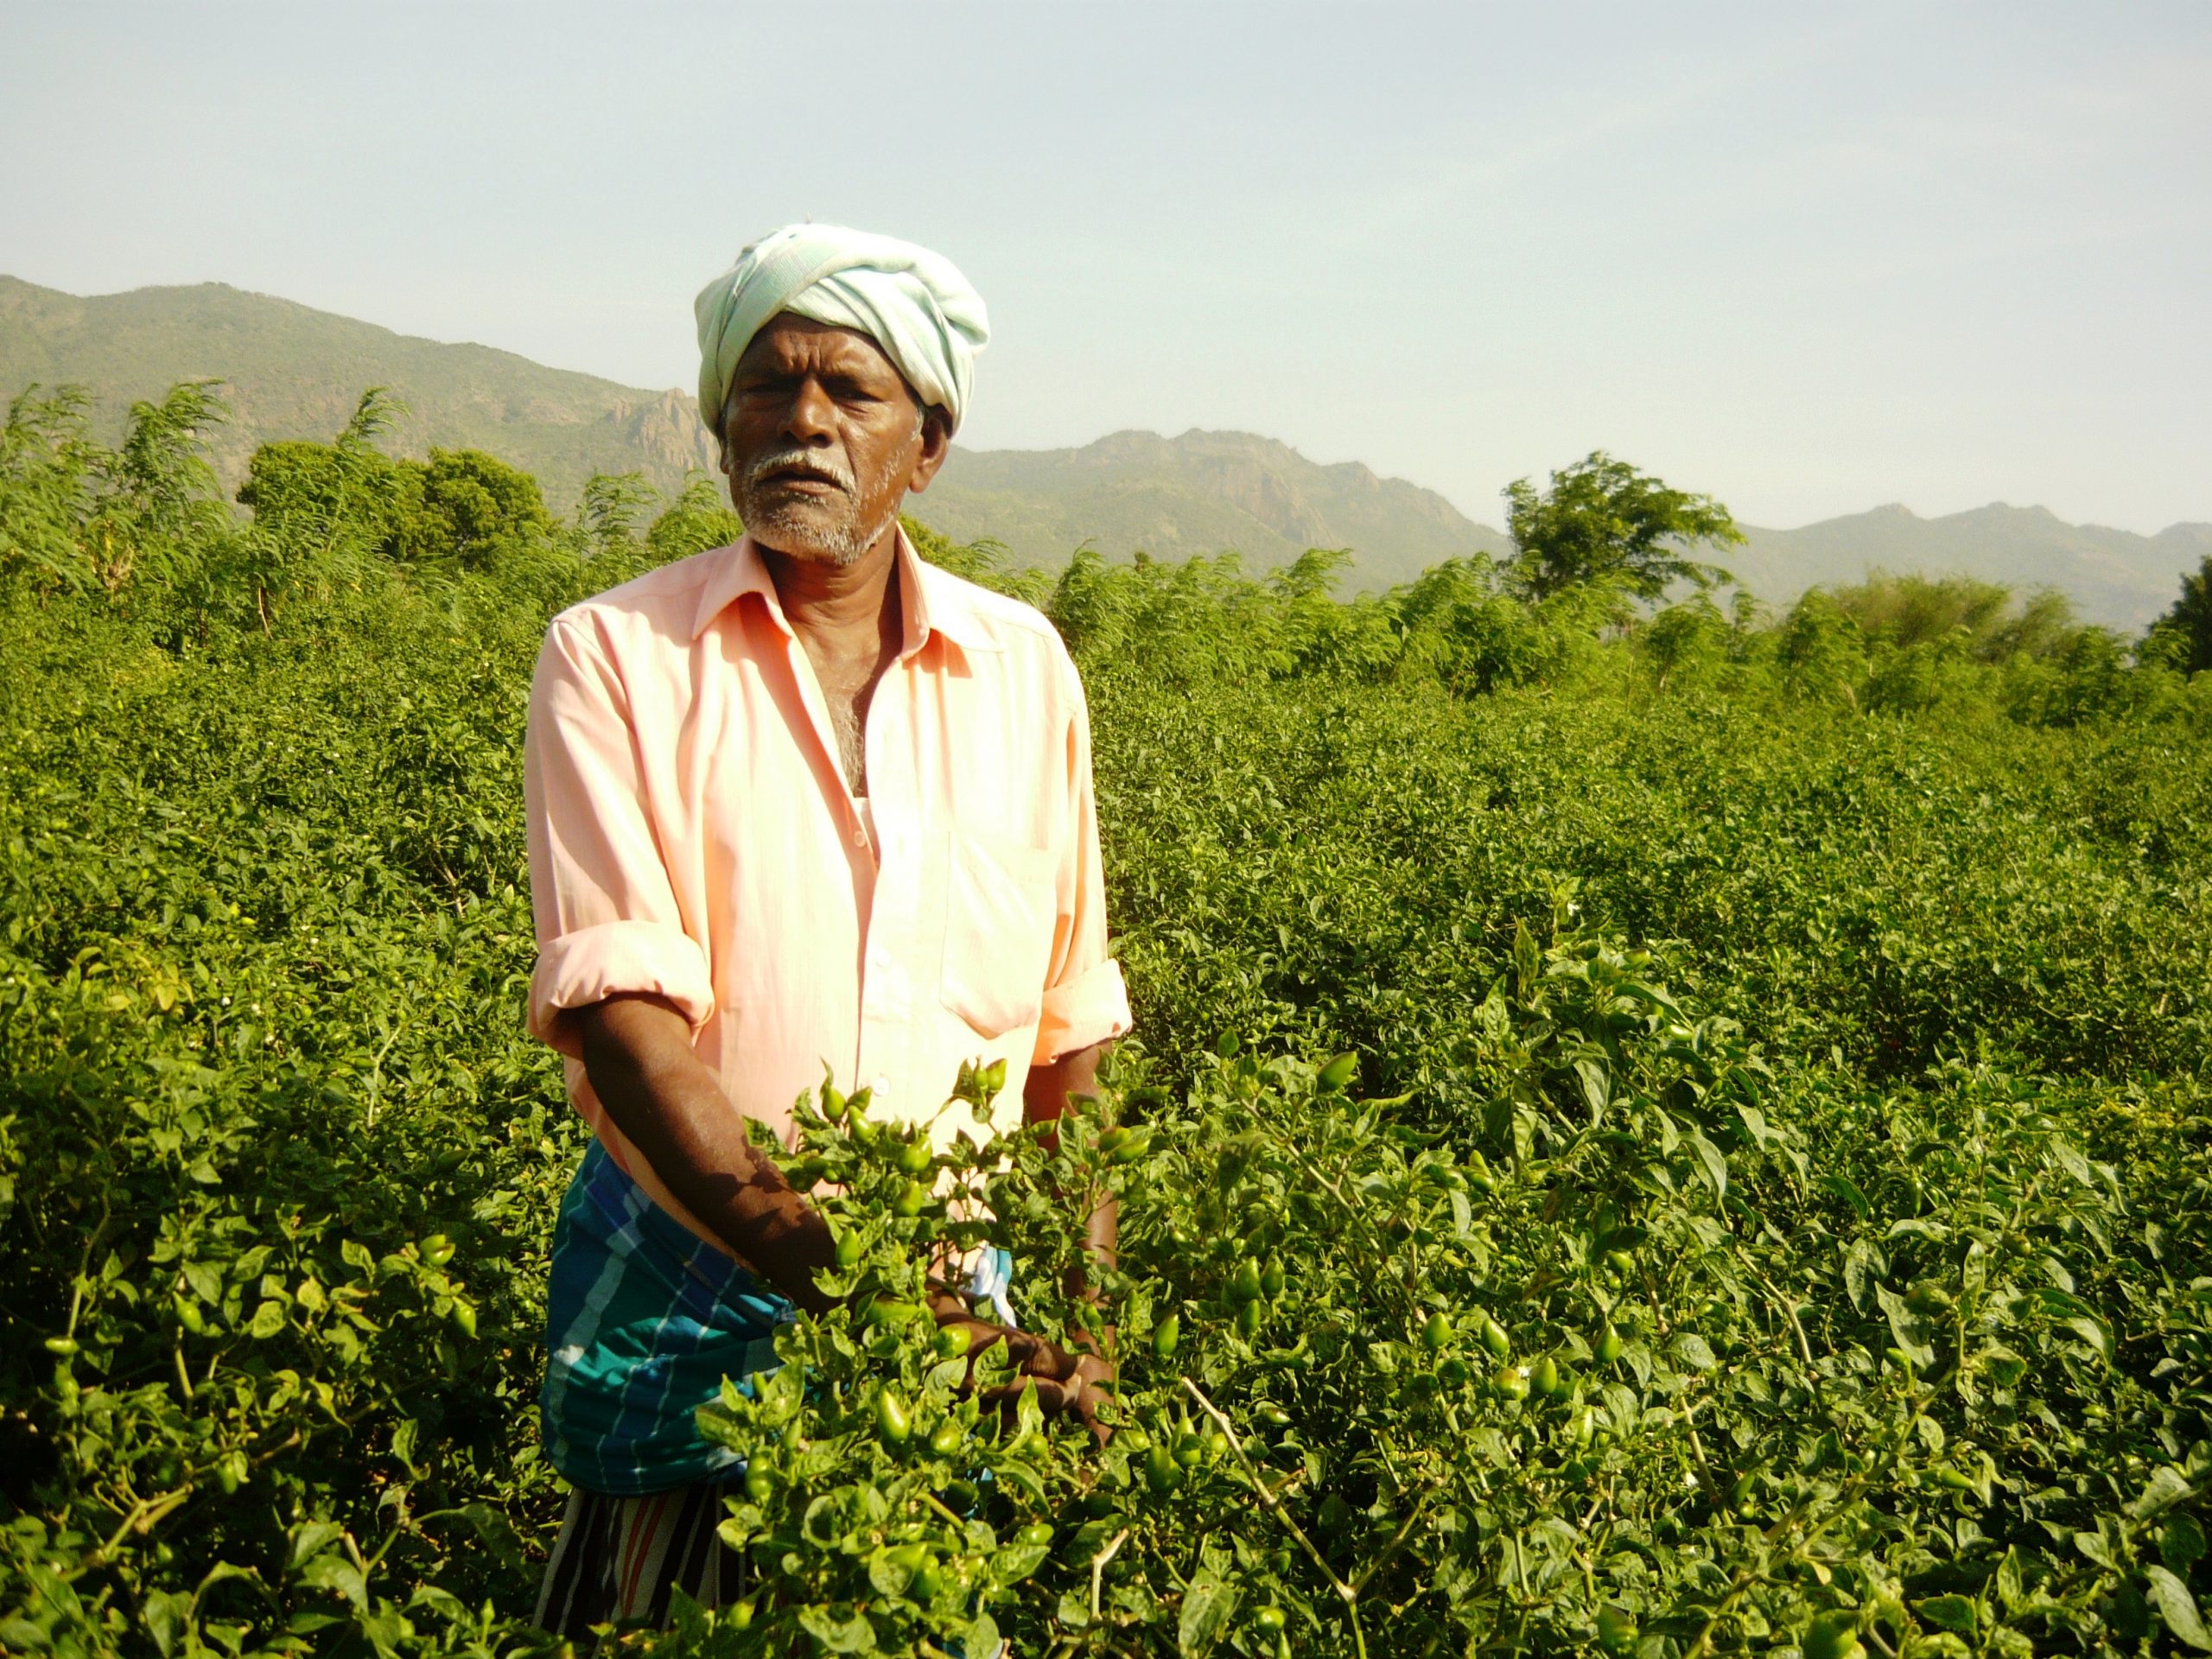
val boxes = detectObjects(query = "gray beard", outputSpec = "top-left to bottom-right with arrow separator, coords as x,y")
735,447 -> 896,566
741,497 -> 899,567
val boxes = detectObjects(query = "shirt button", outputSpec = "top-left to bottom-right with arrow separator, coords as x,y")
870,946 -> 892,969
871,1075 -> 891,1097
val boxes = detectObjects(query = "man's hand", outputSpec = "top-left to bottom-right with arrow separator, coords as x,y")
926,1294 -> 1116,1445
570,992 -> 838,1315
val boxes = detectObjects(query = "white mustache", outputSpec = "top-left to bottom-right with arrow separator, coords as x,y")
743,447 -> 855,493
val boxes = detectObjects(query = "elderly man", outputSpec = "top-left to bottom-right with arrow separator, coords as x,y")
523,226 -> 1130,1633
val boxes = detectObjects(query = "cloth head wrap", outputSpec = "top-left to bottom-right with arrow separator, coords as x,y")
694,224 -> 990,436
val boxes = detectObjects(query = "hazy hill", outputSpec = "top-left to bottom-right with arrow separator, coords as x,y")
0,276 -> 1503,588
1731,505 -> 2212,632
3,275 -> 2202,627
0,275 -> 719,505
920,429 -> 1511,588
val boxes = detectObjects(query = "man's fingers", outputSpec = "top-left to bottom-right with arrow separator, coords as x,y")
1071,1381 -> 1114,1446
1012,1335 -> 1079,1381
981,1373 -> 1083,1421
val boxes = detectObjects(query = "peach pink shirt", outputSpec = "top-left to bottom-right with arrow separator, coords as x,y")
523,531 -> 1132,1251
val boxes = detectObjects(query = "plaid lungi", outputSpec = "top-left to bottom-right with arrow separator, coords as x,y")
532,1483 -> 1006,1656
533,1478 -> 750,1636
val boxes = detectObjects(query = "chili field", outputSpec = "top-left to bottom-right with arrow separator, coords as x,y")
3,392 -> 2210,1656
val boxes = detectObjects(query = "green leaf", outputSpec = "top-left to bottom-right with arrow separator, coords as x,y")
2133,1466 -> 2194,1519
2147,1566 -> 2212,1651
868,1550 -> 913,1599
2164,1514 -> 2208,1573
143,1588 -> 189,1657
2063,1313 -> 2113,1364
1875,1283 -> 1936,1369
1688,1130 -> 1727,1199
1575,1058 -> 1610,1116
2075,1517 -> 2125,1572
289,1520 -> 346,1569
1179,1569 -> 1241,1656
2050,1136 -> 2096,1189
1915,1594 -> 1977,1633
1672,1332 -> 1717,1371
991,1537 -> 1052,1585
1819,1172 -> 1872,1219
1842,1240 -> 1882,1312
298,1552 -> 367,1611
797,1604 -> 879,1652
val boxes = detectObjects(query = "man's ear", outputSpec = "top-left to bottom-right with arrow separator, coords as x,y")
905,407 -> 954,495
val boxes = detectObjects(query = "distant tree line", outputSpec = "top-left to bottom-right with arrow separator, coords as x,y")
3,377 -> 2209,719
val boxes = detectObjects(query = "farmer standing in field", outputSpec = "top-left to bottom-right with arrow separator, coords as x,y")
520,226 -> 1130,1634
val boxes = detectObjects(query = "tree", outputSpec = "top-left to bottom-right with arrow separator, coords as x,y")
399,448 -> 553,565
2145,556 -> 2212,675
1504,451 -> 1744,603
238,391 -> 423,563
0,384 -> 98,589
573,471 -> 658,558
645,473 -> 746,565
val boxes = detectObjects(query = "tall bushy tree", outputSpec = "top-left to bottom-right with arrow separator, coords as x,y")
399,448 -> 553,565
1826,571 -> 2086,663
1504,451 -> 1743,602
237,389 -> 423,562
88,380 -> 233,593
0,385 -> 99,589
572,472 -> 658,559
645,472 -> 746,565
2147,556 -> 2212,676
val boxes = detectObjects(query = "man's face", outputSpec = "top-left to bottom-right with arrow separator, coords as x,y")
719,315 -> 950,566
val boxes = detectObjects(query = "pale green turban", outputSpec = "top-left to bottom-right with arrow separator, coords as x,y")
694,224 -> 991,436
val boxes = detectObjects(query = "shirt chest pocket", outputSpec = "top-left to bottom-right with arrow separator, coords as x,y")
939,830 -> 1059,1040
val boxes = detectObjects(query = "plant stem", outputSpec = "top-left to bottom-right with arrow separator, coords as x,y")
1180,1376 -> 1365,1657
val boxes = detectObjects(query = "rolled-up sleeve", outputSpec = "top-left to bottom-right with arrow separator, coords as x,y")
1033,662 -> 1134,1065
524,617 -> 714,1059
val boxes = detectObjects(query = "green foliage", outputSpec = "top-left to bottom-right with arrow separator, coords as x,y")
638,472 -> 742,566
1825,572 -> 2085,663
569,473 -> 658,561
0,385 -> 99,589
2,389 -> 2209,1656
2147,556 -> 2212,677
1505,450 -> 1745,603
0,379 -> 239,599
626,913 -> 2212,1657
398,448 -> 555,568
235,389 -> 424,566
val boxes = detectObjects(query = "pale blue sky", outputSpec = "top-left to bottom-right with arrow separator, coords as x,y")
3,2 -> 2206,531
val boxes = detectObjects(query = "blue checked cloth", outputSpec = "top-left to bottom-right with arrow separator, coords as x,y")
540,1139 -> 1014,1495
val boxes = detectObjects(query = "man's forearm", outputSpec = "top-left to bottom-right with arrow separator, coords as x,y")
1024,1040 -> 1119,1286
574,993 -> 838,1314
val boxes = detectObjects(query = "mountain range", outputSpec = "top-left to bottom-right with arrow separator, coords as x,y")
3,274 -> 2202,630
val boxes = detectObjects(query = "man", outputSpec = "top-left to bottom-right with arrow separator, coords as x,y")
522,225 -> 1131,1633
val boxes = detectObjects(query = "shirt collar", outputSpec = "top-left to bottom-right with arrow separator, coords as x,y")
689,530 -> 1001,658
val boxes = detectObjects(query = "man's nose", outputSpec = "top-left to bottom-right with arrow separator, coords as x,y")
779,378 -> 837,446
